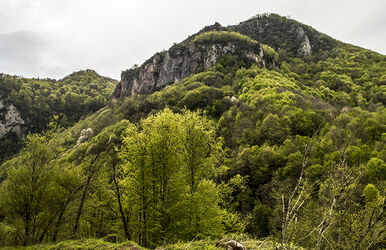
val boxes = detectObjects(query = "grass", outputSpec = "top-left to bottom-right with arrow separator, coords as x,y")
1,238 -> 143,250
156,235 -> 304,249
1,236 -> 304,249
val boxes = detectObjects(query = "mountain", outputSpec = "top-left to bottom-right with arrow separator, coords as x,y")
0,13 -> 385,249
229,13 -> 337,56
113,31 -> 268,98
113,13 -> 340,100
0,70 -> 117,162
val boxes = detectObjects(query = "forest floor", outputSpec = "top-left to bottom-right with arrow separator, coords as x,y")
0,236 -> 304,249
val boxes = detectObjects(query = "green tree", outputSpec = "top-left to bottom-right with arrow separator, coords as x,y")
119,109 -> 225,247
0,131 -> 60,245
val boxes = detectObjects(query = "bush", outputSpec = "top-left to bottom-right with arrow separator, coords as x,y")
193,31 -> 259,47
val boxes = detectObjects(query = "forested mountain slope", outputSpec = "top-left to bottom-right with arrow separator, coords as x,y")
0,70 -> 116,162
0,13 -> 385,249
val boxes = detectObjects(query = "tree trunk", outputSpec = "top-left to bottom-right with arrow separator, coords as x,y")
112,161 -> 130,240
39,215 -> 56,243
53,208 -> 65,242
141,169 -> 147,247
53,184 -> 84,241
24,211 -> 30,246
72,153 -> 100,238
72,174 -> 91,238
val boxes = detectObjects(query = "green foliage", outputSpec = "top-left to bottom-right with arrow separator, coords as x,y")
250,203 -> 272,237
0,70 -> 116,131
193,31 -> 259,47
182,86 -> 224,109
160,234 -> 305,249
366,157 -> 386,182
221,212 -> 246,235
184,71 -> 225,88
1,13 -> 385,249
363,184 -> 380,203
0,127 -> 63,245
7,238 -> 144,250
118,109 -> 226,247
233,13 -> 338,56
261,44 -> 279,65
0,70 -> 116,163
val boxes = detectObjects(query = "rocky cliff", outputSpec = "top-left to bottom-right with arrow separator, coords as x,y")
0,100 -> 25,139
112,38 -> 265,99
231,13 -> 337,56
113,14 -> 338,100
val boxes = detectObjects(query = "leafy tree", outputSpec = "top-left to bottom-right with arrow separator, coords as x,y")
0,128 -> 61,245
119,109 -> 225,247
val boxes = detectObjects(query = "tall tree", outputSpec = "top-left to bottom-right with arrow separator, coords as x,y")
119,109 -> 225,247
0,130 -> 60,245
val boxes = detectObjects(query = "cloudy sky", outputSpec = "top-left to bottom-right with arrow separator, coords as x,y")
0,0 -> 385,80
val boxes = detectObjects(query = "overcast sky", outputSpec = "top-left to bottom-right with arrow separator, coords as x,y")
0,0 -> 385,80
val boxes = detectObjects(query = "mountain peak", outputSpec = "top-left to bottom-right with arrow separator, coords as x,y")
112,30 -> 275,99
230,13 -> 338,56
113,14 -> 339,100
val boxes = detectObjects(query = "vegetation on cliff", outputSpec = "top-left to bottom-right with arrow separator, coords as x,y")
0,70 -> 116,163
0,14 -> 385,249
192,31 -> 259,46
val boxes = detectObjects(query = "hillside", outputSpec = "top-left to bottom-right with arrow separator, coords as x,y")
0,70 -> 117,163
0,13 -> 385,249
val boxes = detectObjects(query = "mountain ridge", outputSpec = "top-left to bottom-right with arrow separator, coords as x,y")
0,69 -> 117,163
113,13 -> 343,100
113,31 -> 270,99
0,12 -> 385,249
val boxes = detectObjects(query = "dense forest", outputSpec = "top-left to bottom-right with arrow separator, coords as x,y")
0,70 -> 116,162
0,14 -> 385,249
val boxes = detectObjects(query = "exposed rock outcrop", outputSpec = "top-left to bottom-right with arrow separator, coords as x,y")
113,40 -> 265,99
113,13 -> 338,100
227,240 -> 245,250
296,27 -> 312,56
0,101 -> 25,139
230,13 -> 337,57
77,128 -> 93,145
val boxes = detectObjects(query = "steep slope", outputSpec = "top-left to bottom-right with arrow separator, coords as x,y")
230,13 -> 338,57
114,13 -> 341,100
0,13 -> 385,250
113,31 -> 271,99
0,70 -> 117,163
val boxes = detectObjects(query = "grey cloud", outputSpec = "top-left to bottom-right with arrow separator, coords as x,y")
0,31 -> 67,78
0,31 -> 45,76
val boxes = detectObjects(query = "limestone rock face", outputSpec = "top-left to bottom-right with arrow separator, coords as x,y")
77,128 -> 94,145
0,101 -> 25,139
112,41 -> 265,99
112,13 -> 338,100
296,27 -> 312,56
229,13 -> 329,58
